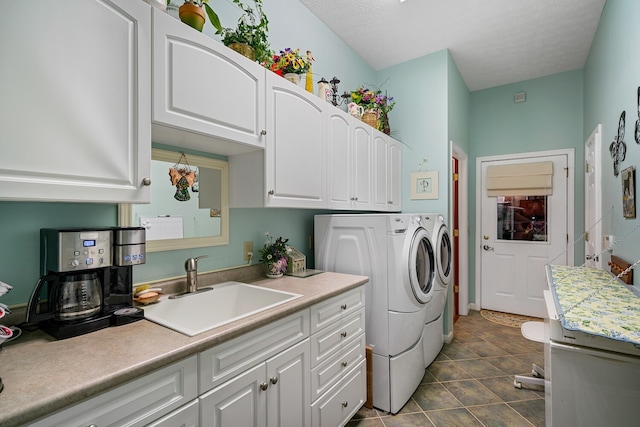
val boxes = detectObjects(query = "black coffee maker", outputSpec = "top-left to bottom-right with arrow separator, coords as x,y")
26,227 -> 146,339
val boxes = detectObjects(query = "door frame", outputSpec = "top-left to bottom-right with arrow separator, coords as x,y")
474,148 -> 575,311
584,124 -> 603,268
451,142 -> 469,316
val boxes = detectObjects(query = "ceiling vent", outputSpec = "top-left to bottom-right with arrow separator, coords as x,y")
514,91 -> 526,103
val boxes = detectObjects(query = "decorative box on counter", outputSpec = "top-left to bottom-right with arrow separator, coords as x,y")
286,247 -> 306,273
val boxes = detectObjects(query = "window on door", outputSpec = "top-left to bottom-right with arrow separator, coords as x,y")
496,195 -> 547,242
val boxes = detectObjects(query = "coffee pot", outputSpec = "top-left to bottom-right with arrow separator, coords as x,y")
55,273 -> 102,321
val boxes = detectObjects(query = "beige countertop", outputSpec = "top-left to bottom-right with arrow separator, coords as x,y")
0,271 -> 368,427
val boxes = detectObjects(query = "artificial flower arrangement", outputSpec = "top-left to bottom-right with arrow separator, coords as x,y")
258,232 -> 290,275
270,48 -> 313,76
350,85 -> 396,133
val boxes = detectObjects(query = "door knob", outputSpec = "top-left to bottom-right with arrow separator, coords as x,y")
483,245 -> 494,251
483,235 -> 489,240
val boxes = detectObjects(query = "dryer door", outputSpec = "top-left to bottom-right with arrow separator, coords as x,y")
436,225 -> 452,286
408,228 -> 435,303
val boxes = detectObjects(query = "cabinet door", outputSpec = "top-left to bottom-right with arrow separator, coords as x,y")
372,133 -> 389,211
0,0 -> 151,203
351,121 -> 373,210
152,9 -> 265,155
267,339 -> 311,427
265,72 -> 326,208
200,363 -> 268,427
387,137 -> 402,211
327,110 -> 353,209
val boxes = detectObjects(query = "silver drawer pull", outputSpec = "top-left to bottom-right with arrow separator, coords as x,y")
260,382 -> 269,391
341,331 -> 347,338
270,376 -> 278,385
341,361 -> 348,367
341,304 -> 347,310
342,401 -> 348,408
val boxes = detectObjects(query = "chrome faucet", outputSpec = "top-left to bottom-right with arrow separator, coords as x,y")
185,255 -> 208,293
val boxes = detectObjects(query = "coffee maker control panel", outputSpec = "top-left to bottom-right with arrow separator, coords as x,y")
42,229 -> 113,273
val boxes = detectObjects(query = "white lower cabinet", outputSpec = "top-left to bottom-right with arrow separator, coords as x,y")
29,356 -> 198,427
200,339 -> 311,427
28,288 -> 364,427
147,399 -> 199,427
309,287 -> 367,427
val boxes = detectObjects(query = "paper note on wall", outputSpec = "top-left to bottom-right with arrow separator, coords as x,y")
140,216 -> 184,240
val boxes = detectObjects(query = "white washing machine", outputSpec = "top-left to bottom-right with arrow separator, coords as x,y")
420,213 -> 453,367
314,214 -> 435,414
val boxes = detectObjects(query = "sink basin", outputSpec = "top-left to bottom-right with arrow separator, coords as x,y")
142,281 -> 302,336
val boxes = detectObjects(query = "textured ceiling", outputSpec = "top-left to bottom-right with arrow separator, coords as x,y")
298,0 -> 606,91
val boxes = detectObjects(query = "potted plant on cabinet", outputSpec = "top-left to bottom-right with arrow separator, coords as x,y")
219,0 -> 271,64
177,0 -> 222,33
270,48 -> 313,85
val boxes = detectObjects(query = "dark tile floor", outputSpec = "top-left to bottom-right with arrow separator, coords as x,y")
347,310 -> 545,427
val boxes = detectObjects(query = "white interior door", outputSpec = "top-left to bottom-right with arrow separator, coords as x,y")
480,153 -> 569,318
584,125 -> 603,268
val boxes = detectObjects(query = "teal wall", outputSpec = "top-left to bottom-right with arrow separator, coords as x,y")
584,0 -> 640,284
381,50 -> 451,216
467,70 -> 585,303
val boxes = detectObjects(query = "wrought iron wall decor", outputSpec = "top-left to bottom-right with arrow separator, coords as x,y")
635,87 -> 640,144
609,110 -> 626,177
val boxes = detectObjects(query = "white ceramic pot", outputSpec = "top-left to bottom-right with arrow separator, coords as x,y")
284,73 -> 301,86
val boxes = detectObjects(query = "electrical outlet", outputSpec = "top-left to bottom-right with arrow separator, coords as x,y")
243,241 -> 253,260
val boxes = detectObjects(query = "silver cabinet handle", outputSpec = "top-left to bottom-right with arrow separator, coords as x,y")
341,361 -> 348,367
260,129 -> 267,135
142,178 -> 151,186
483,245 -> 494,251
268,190 -> 275,195
341,331 -> 347,338
260,382 -> 268,391
341,304 -> 347,310
270,376 -> 278,385
342,401 -> 348,408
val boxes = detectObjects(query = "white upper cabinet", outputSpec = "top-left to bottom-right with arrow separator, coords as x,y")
0,0 -> 151,203
373,133 -> 402,212
326,109 -> 353,209
152,9 -> 266,155
387,137 -> 402,211
264,72 -> 326,208
351,120 -> 374,210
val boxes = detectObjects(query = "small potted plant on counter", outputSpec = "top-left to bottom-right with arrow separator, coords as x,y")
177,0 -> 223,33
259,232 -> 290,278
219,0 -> 270,64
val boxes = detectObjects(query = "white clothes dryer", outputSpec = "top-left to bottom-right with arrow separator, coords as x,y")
419,213 -> 453,367
314,214 -> 435,414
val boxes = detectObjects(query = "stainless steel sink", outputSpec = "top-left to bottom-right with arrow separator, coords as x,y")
142,281 -> 302,336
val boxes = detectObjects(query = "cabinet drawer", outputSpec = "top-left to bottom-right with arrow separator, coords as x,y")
310,286 -> 365,334
311,333 -> 366,401
29,356 -> 198,427
311,309 -> 365,367
199,309 -> 309,394
311,360 -> 366,427
146,399 -> 199,427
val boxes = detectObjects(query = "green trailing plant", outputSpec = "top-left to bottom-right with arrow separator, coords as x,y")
219,0 -> 271,64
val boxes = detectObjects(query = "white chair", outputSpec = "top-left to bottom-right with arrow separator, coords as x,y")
514,321 -> 545,389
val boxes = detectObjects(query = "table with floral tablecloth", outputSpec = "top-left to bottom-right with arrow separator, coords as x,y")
546,264 -> 640,345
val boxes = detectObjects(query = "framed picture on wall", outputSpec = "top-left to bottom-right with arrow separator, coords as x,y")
410,171 -> 439,200
621,166 -> 636,218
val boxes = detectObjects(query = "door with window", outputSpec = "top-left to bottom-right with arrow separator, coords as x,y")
480,152 -> 571,318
